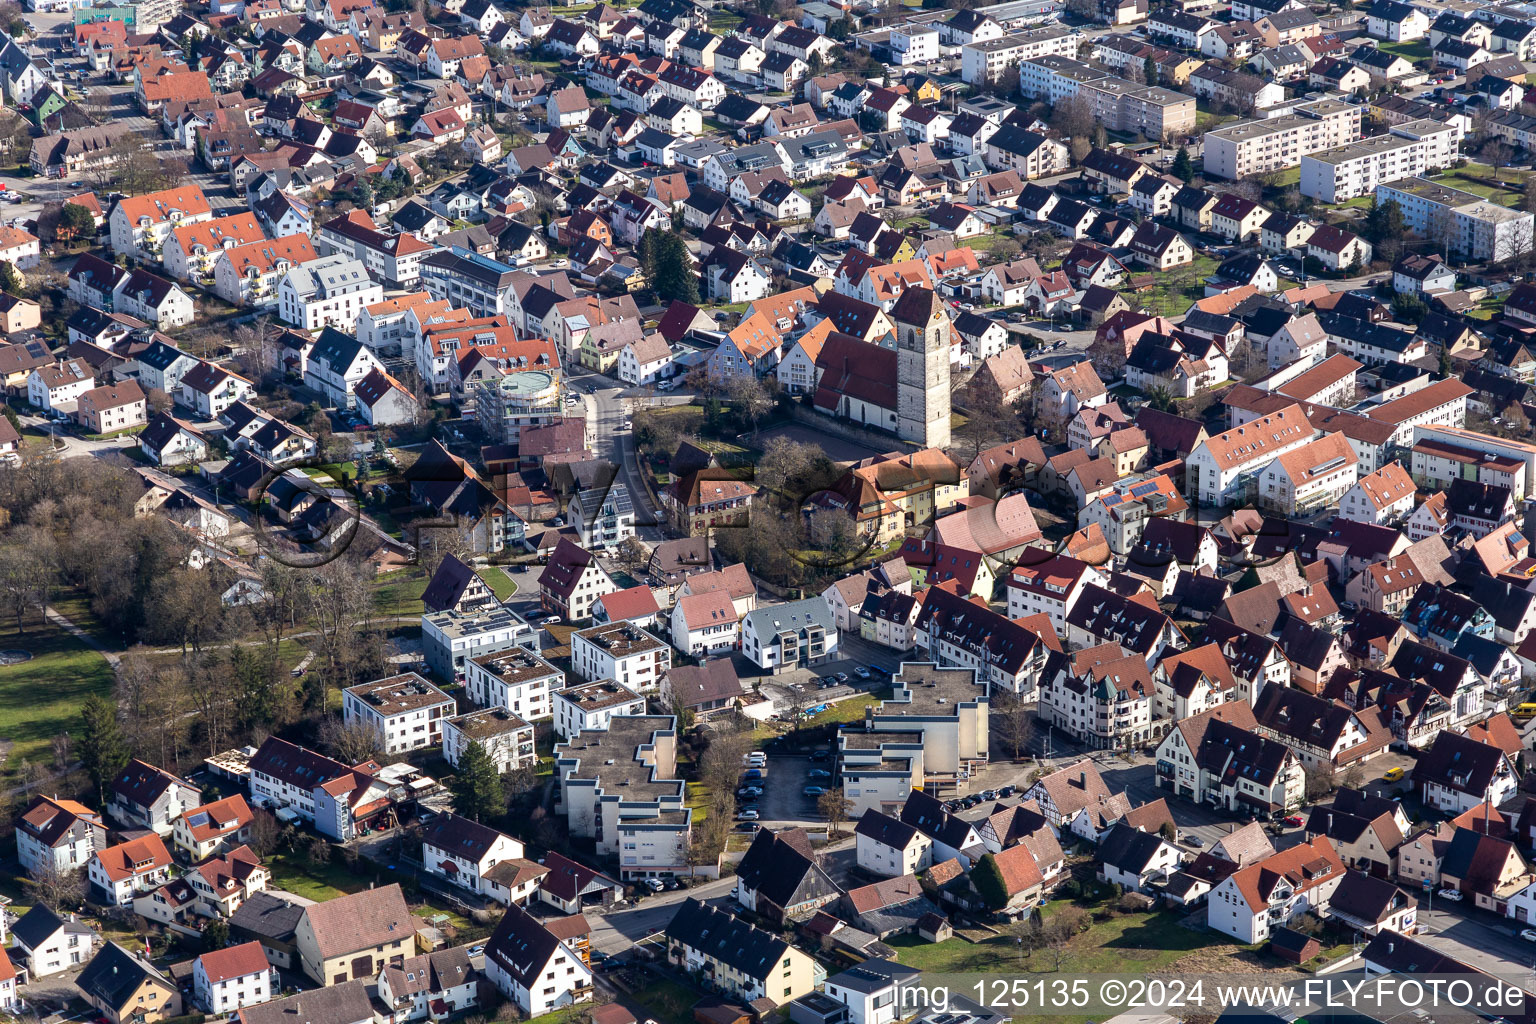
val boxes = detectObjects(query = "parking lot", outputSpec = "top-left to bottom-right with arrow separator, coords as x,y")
735,751 -> 833,827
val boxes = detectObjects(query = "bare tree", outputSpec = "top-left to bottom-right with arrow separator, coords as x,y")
818,789 -> 852,837
320,715 -> 382,765
992,690 -> 1036,759
24,864 -> 85,912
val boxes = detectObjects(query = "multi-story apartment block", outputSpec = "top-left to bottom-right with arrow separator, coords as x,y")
1300,119 -> 1458,203
16,796 -> 106,876
419,246 -> 521,318
554,715 -> 691,877
570,621 -> 672,693
1376,176 -> 1536,263
1018,56 -> 1195,137
1079,77 -> 1196,138
554,680 -> 648,740
1202,98 -> 1361,180
342,673 -> 456,755
277,255 -> 383,332
443,708 -> 536,773
960,28 -> 1078,84
474,371 -> 563,444
465,647 -> 562,722
421,605 -> 539,680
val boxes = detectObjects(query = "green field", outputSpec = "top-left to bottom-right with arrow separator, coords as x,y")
484,567 -> 520,601
266,849 -> 379,902
1376,39 -> 1431,61
0,618 -> 115,788
889,904 -> 1216,976
1133,255 -> 1219,319
371,567 -> 429,618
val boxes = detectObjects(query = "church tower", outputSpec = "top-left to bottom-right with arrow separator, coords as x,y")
892,285 -> 951,450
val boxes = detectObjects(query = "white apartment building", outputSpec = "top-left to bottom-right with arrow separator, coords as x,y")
1019,54 -> 1109,104
554,680 -> 648,740
342,674 -> 456,755
1300,120 -> 1458,203
421,606 -> 539,680
554,716 -> 691,875
192,943 -> 271,1015
15,796 -> 105,876
442,708 -> 536,773
1186,404 -> 1317,507
889,23 -> 939,64
569,621 -> 672,693
961,28 -> 1078,85
1004,554 -> 1109,636
1256,430 -> 1359,516
277,254 -> 384,332
1202,99 -> 1362,180
1377,176 -> 1536,263
465,647 -> 562,722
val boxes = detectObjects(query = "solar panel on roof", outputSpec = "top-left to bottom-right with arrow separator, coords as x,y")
1129,481 -> 1158,497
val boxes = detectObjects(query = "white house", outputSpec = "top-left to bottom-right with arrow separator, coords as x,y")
464,647 -> 562,723
1206,837 -> 1345,942
569,621 -> 671,693
192,942 -> 271,1014
421,812 -> 542,905
740,596 -> 839,671
482,903 -> 592,1016
342,673 -> 456,755
853,810 -> 934,878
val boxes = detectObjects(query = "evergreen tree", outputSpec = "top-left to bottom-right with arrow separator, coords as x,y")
59,203 -> 95,242
651,230 -> 699,304
449,740 -> 504,822
1143,55 -> 1158,87
972,852 -> 1010,910
1171,146 -> 1194,182
80,695 -> 128,803
0,261 -> 23,297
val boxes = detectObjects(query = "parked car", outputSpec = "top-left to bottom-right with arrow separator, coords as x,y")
742,768 -> 764,779
1439,889 -> 1463,901
834,672 -> 849,683
1283,815 -> 1304,827
807,769 -> 831,779
803,786 -> 826,797
1521,929 -> 1536,943
809,750 -> 831,761
736,809 -> 760,820
1187,835 -> 1204,847
642,877 -> 664,892
1383,766 -> 1406,783
999,785 -> 1015,797
854,666 -> 872,679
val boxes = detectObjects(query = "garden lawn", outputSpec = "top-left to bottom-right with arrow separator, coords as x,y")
372,567 -> 428,618
889,905 -> 1213,976
265,849 -> 375,901
1376,39 -> 1431,60
802,688 -> 893,727
0,618 -> 114,788
1133,255 -> 1218,318
484,567 -> 519,601
635,978 -> 703,1020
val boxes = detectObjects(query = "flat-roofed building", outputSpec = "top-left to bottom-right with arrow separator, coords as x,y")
1411,424 -> 1536,500
1377,176 -> 1536,263
554,716 -> 691,878
961,27 -> 1079,84
421,605 -> 539,680
465,647 -> 562,722
442,707 -> 535,772
553,679 -> 647,740
569,621 -> 672,693
1203,99 -> 1361,180
342,673 -> 455,754
1301,120 -> 1458,202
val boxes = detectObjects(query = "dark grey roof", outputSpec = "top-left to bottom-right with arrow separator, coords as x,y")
664,899 -> 791,979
